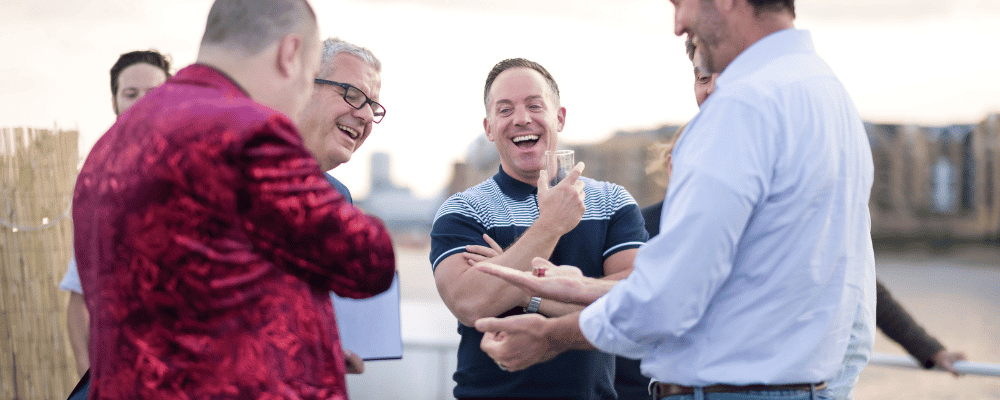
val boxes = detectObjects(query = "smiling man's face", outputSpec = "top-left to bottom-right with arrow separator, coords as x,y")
483,67 -> 566,185
299,53 -> 381,171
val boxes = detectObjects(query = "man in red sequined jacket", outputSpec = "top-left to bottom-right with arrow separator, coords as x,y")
72,1 -> 396,398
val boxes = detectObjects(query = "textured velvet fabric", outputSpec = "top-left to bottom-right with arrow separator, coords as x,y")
73,64 -> 395,400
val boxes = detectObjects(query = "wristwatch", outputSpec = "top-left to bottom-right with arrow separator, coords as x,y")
524,296 -> 542,313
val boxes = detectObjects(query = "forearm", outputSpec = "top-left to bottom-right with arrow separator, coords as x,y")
875,281 -> 945,367
545,312 -> 596,353
245,143 -> 396,297
488,221 -> 563,273
536,298 -> 585,318
448,223 -> 568,321
438,263 -> 540,326
66,293 -> 89,377
578,278 -> 618,304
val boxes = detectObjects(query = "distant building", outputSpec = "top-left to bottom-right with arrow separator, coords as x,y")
358,152 -> 441,247
570,124 -> 680,208
868,115 -> 1000,241
445,136 -> 501,198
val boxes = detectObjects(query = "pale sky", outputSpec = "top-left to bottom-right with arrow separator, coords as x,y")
2,0 -> 999,198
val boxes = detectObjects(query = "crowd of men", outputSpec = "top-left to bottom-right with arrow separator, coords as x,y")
63,0 -> 966,399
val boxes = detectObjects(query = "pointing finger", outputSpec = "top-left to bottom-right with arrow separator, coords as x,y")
562,162 -> 585,185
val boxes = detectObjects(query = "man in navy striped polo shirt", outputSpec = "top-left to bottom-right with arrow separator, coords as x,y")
430,58 -> 647,400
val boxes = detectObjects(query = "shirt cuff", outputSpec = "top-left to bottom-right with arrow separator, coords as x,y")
579,294 -> 648,360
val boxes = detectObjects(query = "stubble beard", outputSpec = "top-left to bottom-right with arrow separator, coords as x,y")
695,0 -> 726,74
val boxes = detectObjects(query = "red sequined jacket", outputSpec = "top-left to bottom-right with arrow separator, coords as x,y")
73,64 -> 395,399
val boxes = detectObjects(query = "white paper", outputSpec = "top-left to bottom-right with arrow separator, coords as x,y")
331,273 -> 403,360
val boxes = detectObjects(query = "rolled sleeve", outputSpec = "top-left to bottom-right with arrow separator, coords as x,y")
580,294 -> 649,359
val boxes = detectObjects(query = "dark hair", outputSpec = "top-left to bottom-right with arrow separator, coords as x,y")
200,0 -> 317,54
110,50 -> 172,98
746,0 -> 794,17
483,58 -> 560,108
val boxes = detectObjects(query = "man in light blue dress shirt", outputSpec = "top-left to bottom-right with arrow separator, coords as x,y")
472,0 -> 876,399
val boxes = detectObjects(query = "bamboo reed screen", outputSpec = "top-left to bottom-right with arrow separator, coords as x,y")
1,126 -> 79,399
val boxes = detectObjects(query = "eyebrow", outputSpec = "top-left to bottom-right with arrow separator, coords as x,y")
495,95 -> 545,104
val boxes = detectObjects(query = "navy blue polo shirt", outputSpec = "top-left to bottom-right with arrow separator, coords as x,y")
430,167 -> 647,400
324,172 -> 353,204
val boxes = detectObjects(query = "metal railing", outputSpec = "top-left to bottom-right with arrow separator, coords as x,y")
868,353 -> 1000,377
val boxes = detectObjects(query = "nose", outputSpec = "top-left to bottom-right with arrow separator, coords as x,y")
673,4 -> 685,37
706,76 -> 716,97
513,106 -> 531,126
352,101 -> 376,124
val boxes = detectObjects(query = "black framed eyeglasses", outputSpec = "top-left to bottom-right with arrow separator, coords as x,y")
314,78 -> 386,123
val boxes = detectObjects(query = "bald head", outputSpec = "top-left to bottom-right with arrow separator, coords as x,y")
196,0 -> 322,125
200,0 -> 317,54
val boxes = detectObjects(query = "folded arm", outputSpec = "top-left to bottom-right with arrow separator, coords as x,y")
434,165 -> 587,326
242,121 -> 396,299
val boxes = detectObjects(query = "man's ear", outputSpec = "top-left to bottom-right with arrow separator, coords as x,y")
276,33 -> 305,78
555,107 -> 566,132
484,117 -> 496,142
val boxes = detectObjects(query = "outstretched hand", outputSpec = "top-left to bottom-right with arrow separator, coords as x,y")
475,258 -> 607,306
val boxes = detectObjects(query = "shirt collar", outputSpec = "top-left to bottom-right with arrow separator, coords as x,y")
493,166 -> 537,201
716,28 -> 814,90
170,64 -> 252,99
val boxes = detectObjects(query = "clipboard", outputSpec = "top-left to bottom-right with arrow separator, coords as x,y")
331,273 -> 403,361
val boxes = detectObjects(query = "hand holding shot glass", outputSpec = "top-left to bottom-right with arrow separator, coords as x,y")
545,150 -> 575,187
535,153 -> 587,236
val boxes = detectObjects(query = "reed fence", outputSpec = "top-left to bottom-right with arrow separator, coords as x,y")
1,126 -> 79,399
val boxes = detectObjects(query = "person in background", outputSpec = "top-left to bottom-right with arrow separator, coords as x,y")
430,57 -> 647,400
298,36 -> 387,374
61,49 -> 172,382
72,0 -> 395,398
875,282 -> 968,375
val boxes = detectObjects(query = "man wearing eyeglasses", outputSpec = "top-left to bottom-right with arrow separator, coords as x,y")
299,37 -> 384,176
298,37 -> 386,376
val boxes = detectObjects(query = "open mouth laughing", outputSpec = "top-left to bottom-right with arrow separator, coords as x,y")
339,124 -> 360,139
512,134 -> 539,148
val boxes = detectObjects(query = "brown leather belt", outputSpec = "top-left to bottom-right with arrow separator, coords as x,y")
653,381 -> 826,398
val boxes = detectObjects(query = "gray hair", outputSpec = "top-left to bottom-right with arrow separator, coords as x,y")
319,37 -> 381,75
200,0 -> 317,54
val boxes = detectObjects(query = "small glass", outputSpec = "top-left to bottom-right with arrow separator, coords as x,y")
545,150 -> 574,187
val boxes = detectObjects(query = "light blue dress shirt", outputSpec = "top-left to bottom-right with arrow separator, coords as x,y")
579,29 -> 876,387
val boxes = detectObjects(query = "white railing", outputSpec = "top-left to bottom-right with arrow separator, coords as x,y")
346,302 -> 1000,400
345,301 -> 459,400
868,353 -> 1000,377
